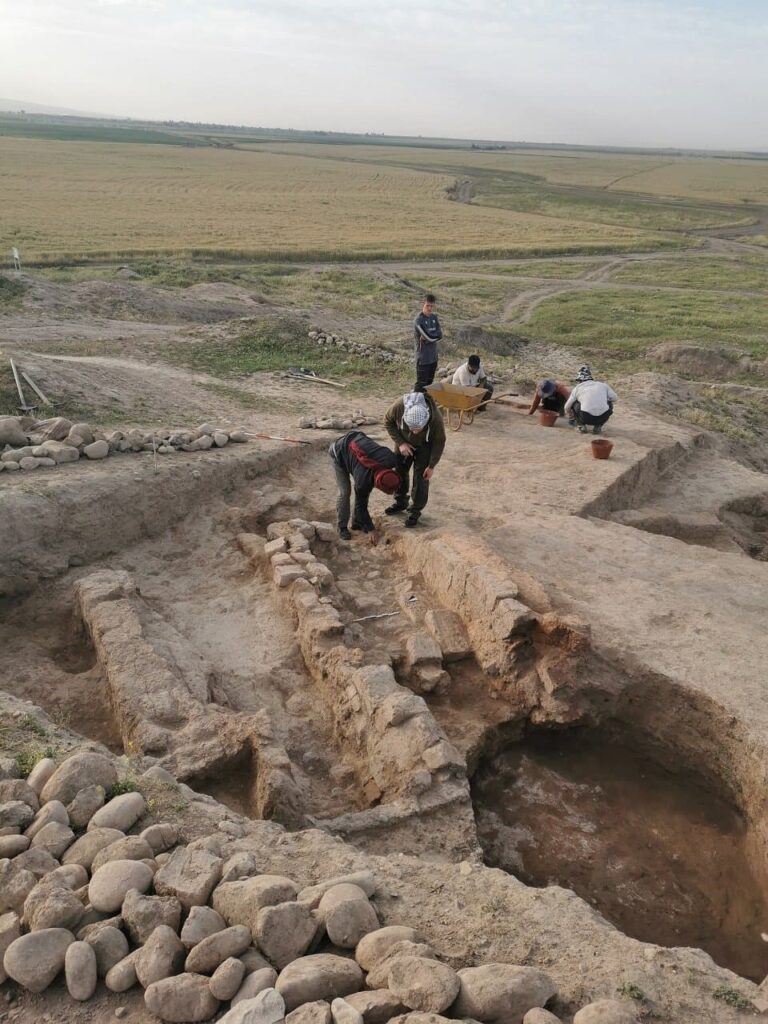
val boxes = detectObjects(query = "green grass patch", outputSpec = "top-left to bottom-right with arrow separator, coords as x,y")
0,275 -> 26,305
522,287 -> 768,373
612,255 -> 768,291
713,984 -> 752,1010
163,317 -> 413,397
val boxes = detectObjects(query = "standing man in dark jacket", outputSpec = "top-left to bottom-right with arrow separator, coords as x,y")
329,431 -> 401,542
384,391 -> 446,528
413,292 -> 442,390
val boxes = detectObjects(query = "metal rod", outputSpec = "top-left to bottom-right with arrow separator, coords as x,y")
249,432 -> 312,445
349,610 -> 400,624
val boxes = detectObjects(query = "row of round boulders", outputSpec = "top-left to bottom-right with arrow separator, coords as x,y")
0,415 -> 253,472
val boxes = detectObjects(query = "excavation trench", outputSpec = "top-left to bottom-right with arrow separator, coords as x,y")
471,720 -> 768,982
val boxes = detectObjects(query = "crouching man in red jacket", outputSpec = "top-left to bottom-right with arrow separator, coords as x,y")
329,431 -> 401,543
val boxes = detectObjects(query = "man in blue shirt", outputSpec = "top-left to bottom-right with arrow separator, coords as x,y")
413,293 -> 442,391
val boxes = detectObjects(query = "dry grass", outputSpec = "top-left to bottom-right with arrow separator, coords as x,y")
258,142 -> 768,203
3,137 -> 663,262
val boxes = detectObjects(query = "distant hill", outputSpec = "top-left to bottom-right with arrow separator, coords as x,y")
0,98 -> 116,118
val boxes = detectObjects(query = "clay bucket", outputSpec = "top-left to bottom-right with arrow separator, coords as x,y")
538,410 -> 559,427
591,438 -> 614,459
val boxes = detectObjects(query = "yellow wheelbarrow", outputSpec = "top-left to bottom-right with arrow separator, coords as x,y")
426,381 -> 489,431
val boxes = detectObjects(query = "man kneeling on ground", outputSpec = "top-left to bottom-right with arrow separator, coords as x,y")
329,430 -> 401,542
564,366 -> 618,434
453,354 -> 493,411
384,390 -> 446,528
528,378 -> 572,422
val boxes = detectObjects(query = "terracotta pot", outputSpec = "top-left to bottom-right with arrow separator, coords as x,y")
538,410 -> 558,427
591,438 -> 614,459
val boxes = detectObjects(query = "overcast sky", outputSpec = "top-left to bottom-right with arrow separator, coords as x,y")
1,0 -> 766,149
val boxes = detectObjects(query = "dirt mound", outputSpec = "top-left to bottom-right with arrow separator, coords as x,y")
649,342 -> 737,378
454,324 -> 529,356
22,275 -> 266,324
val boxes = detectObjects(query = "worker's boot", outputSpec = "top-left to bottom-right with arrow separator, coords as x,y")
338,527 -> 352,541
385,501 -> 408,515
592,425 -> 602,435
404,510 -> 421,528
578,424 -> 589,434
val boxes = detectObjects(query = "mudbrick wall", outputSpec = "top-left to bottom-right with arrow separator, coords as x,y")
74,568 -> 305,827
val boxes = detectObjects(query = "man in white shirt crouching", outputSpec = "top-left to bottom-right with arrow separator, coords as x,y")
564,366 -> 618,435
452,354 -> 493,411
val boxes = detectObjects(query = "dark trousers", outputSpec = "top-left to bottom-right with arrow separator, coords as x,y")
330,453 -> 353,529
542,393 -> 566,415
571,401 -> 613,427
394,446 -> 431,512
415,362 -> 437,391
475,382 -> 494,411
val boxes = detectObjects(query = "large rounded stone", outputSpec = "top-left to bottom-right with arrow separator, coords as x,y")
366,943 -> 436,990
286,1000 -> 333,1024
63,827 -> 125,869
40,863 -> 89,891
144,972 -> 220,1022
181,905 -> 227,948
573,1001 -> 638,1024
13,846 -> 60,877
88,791 -> 146,832
453,965 -> 558,1024
356,927 -> 420,971
40,753 -> 117,806
136,923 -> 186,987
298,872 -> 376,909
523,1011 -> 562,1024
92,835 -> 154,872
0,835 -> 29,858
276,954 -> 364,1012
221,987 -> 286,1024
387,957 -> 460,1014
0,801 -> 34,830
325,898 -> 378,949
123,887 -> 182,945
89,859 -> 153,912
0,779 -> 39,812
105,949 -> 140,992
0,912 -> 22,985
210,956 -> 247,1000
66,940 -> 98,1000
232,967 -> 279,1005
26,758 -> 57,796
241,947 -> 273,973
254,901 -> 316,969
141,822 -> 179,855
332,997 -> 364,1024
0,416 -> 27,446
2,927 -> 75,992
23,884 -> 85,931
26,800 -> 69,840
86,924 -> 130,976
0,864 -> 37,914
186,924 -> 251,974
30,821 -> 75,858
345,989 -> 409,1024
67,786 -> 105,829
154,847 -> 223,911
212,874 -> 297,928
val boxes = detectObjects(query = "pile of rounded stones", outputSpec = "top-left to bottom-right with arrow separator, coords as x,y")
0,750 -> 636,1024
298,411 -> 379,432
307,329 -> 403,364
0,415 -> 251,472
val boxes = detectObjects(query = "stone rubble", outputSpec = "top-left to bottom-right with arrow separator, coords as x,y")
0,725 -> 645,1023
299,409 -> 379,431
306,327 -> 404,365
0,415 -> 254,475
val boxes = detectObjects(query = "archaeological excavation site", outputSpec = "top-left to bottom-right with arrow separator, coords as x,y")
1,376 -> 767,1024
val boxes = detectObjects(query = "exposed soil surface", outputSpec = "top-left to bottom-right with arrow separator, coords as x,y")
472,727 -> 768,981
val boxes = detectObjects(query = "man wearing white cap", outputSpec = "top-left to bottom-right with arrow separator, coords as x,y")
384,390 -> 446,528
